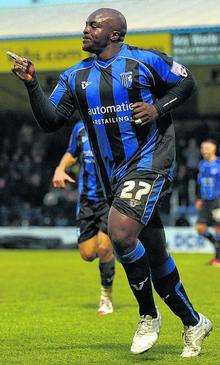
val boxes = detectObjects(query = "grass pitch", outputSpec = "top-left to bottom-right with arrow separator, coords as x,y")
0,250 -> 219,365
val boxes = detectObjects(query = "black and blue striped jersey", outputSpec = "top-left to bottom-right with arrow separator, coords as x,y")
50,44 -> 189,199
67,121 -> 104,201
198,158 -> 220,200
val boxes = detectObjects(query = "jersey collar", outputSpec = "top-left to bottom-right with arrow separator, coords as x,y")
94,44 -> 127,68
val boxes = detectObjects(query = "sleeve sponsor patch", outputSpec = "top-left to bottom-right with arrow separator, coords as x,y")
171,61 -> 188,77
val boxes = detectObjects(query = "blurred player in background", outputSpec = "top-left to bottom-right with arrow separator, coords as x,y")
52,115 -> 115,315
196,139 -> 220,266
10,7 -> 212,358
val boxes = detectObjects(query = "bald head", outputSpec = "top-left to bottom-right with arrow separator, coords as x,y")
82,8 -> 127,55
90,8 -> 127,40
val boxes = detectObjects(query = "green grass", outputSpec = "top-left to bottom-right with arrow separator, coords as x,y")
0,250 -> 219,365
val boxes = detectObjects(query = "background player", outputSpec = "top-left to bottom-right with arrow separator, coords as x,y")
10,7 -> 212,358
52,117 -> 115,314
196,139 -> 220,266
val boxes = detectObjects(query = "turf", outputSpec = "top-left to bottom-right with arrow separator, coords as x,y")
0,250 -> 219,365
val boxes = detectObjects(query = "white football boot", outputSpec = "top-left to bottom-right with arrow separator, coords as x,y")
180,313 -> 213,358
130,308 -> 161,354
97,287 -> 113,315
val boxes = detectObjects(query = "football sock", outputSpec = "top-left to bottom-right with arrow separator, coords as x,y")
204,231 -> 220,260
99,258 -> 115,288
152,256 -> 199,326
214,233 -> 220,260
117,241 -> 157,317
203,230 -> 216,244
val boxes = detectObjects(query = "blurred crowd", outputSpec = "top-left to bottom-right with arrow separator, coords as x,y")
0,113 -> 219,227
0,113 -> 78,227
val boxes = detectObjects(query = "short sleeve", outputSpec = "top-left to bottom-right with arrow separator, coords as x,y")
66,122 -> 83,157
146,50 -> 189,88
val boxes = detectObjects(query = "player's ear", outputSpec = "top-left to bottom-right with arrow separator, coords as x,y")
111,31 -> 120,42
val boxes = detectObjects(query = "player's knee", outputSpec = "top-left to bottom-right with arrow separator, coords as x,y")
196,223 -> 207,235
79,250 -> 96,262
108,229 -> 136,254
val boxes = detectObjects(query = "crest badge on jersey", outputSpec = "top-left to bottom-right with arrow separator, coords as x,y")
120,71 -> 133,88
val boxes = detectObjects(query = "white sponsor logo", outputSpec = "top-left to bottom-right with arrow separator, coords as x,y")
88,102 -> 134,125
120,71 -> 133,88
92,115 -> 133,125
171,61 -> 188,77
81,81 -> 92,89
88,102 -> 133,116
131,277 -> 149,291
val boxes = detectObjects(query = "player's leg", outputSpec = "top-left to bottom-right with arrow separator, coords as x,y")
210,201 -> 220,265
77,197 -> 105,313
78,236 -> 98,262
196,200 -> 216,247
77,197 -> 98,261
111,170 -> 212,357
196,222 -> 217,264
140,211 -> 200,325
97,230 -> 115,315
146,210 -> 212,357
108,206 -> 156,317
91,199 -> 115,314
212,224 -> 220,265
108,206 -> 159,353
140,210 -> 212,357
109,173 -> 175,353
196,222 -> 216,244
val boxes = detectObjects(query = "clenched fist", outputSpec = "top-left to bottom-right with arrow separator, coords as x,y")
132,102 -> 159,125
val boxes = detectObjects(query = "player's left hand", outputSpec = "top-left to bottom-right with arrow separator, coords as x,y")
132,102 -> 159,125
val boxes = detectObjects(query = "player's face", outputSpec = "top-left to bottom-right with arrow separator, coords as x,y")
82,12 -> 113,53
201,142 -> 217,160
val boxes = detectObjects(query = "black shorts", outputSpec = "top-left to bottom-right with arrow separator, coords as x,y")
197,199 -> 220,226
111,171 -> 170,226
77,196 -> 109,244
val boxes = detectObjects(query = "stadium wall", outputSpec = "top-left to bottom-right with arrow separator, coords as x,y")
1,27 -> 220,73
0,227 -> 214,253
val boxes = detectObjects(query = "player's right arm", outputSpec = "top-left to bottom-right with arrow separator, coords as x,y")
53,122 -> 82,188
52,152 -> 77,188
9,52 -> 75,133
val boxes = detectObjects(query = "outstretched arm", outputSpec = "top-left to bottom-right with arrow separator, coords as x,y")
9,52 -> 68,132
